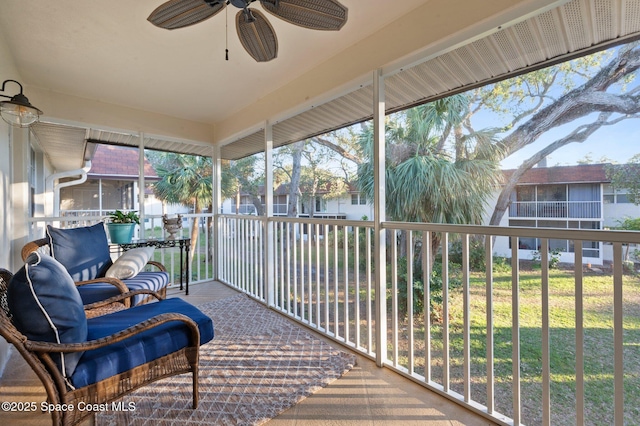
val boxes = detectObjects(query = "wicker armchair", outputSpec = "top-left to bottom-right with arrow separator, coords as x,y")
0,267 -> 214,426
22,236 -> 168,313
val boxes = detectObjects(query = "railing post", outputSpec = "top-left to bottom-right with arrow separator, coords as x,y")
613,242 -> 624,426
373,69 -> 387,367
264,121 -> 275,306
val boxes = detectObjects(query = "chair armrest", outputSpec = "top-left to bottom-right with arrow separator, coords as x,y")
76,277 -> 129,293
21,238 -> 50,261
146,260 -> 167,272
24,313 -> 201,353
83,289 -> 164,310
75,277 -> 130,307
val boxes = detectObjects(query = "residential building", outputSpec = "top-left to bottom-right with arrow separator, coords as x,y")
489,163 -> 640,265
59,144 -> 160,215
223,183 -> 371,221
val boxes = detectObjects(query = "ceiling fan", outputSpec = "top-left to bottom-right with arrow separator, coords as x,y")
148,0 -> 348,62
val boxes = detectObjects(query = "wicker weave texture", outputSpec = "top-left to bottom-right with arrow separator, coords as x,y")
236,8 -> 278,62
148,0 -> 225,29
0,268 -> 201,426
261,0 -> 348,30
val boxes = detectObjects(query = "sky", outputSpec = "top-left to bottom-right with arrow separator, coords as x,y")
474,44 -> 640,170
500,117 -> 640,169
270,44 -> 640,174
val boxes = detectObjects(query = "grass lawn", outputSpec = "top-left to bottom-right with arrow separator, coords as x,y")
152,224 -> 640,424
393,268 -> 640,425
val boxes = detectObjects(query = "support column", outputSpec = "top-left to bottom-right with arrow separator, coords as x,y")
212,144 -> 221,281
373,69 -> 387,367
264,122 -> 275,306
9,126 -> 29,271
138,132 -> 145,239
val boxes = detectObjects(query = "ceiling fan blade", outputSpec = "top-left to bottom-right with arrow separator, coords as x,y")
259,0 -> 347,31
148,0 -> 225,30
236,9 -> 278,62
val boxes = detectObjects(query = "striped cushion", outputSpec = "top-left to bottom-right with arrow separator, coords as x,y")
77,271 -> 170,306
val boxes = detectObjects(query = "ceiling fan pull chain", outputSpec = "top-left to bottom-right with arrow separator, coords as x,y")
225,5 -> 229,60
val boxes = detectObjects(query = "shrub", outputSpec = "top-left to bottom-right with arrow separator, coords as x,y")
388,254 -> 461,323
492,256 -> 511,272
448,238 -> 486,271
532,248 -> 562,269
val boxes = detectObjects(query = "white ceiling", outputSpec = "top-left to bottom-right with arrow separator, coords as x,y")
0,0 -> 428,124
4,0 -> 640,170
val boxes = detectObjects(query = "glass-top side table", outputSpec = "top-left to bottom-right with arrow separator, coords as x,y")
118,238 -> 191,295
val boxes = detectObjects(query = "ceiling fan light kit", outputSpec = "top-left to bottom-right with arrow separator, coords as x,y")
148,0 -> 348,62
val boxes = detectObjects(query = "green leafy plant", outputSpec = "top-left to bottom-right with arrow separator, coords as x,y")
389,254 -> 463,322
532,248 -> 562,269
107,210 -> 140,224
449,238 -> 486,271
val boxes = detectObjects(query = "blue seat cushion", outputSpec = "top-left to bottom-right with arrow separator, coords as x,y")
71,298 -> 214,389
77,271 -> 170,306
7,253 -> 87,378
47,223 -> 112,281
77,283 -> 123,305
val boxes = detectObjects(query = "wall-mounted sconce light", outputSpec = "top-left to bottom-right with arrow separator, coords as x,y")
0,79 -> 43,127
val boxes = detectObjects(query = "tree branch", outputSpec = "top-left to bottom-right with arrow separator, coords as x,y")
310,136 -> 362,164
489,112 -> 638,226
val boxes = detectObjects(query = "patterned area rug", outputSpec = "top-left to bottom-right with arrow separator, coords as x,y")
96,293 -> 356,425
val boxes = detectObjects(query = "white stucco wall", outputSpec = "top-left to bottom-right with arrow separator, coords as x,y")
0,29 -> 20,377
325,196 -> 373,221
603,202 -> 640,228
484,186 -> 640,266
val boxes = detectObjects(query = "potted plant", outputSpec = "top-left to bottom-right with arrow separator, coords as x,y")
106,210 -> 139,244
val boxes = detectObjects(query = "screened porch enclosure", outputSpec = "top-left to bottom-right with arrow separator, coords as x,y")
27,212 -> 640,425
16,0 -> 640,424
215,214 -> 640,426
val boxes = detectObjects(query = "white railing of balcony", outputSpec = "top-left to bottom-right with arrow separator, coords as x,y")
217,215 -> 376,358
217,214 -> 265,300
27,212 -> 216,287
509,201 -> 602,218
217,215 -> 640,426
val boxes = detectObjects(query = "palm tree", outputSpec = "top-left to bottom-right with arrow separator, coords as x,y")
152,153 -> 213,267
358,94 -> 503,260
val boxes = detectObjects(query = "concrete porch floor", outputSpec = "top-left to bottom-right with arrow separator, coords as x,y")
0,281 -> 497,425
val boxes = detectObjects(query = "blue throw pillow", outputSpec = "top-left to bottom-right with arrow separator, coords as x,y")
47,223 -> 112,281
7,252 -> 88,378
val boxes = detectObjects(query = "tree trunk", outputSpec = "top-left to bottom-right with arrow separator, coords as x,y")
287,141 -> 304,217
497,46 -> 640,159
488,46 -> 640,225
187,201 -> 201,279
251,195 -> 264,216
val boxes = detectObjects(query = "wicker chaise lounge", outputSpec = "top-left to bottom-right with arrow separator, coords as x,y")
0,253 -> 214,426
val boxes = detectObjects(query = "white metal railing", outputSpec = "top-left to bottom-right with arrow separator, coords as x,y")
217,214 -> 265,300
217,216 -> 640,426
217,214 -> 376,357
26,213 -> 215,286
27,212 -> 640,425
509,201 -> 601,219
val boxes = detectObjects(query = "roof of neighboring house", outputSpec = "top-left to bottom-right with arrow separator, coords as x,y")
88,144 -> 159,181
504,163 -> 610,185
